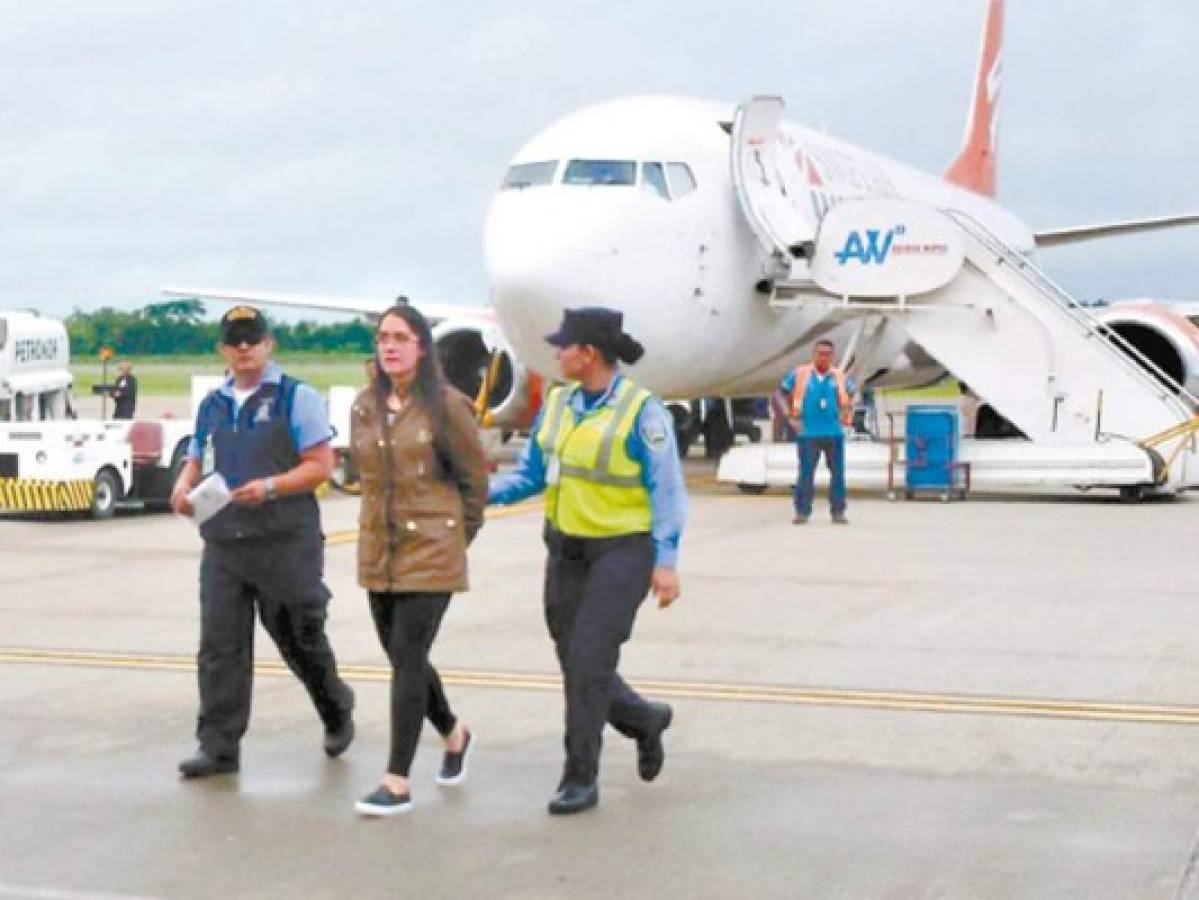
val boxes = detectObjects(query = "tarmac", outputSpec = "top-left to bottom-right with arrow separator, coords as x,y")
3,449 -> 1199,899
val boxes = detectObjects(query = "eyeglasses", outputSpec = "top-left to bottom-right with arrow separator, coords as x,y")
376,332 -> 417,346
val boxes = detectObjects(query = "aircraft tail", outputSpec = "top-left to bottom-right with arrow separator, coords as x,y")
945,0 -> 1003,197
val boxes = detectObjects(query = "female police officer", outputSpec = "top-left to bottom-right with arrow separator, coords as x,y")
489,307 -> 687,815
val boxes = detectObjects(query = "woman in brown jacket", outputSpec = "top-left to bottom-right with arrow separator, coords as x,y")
352,302 -> 489,817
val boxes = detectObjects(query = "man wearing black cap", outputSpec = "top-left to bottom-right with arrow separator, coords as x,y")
490,306 -> 687,815
169,305 -> 355,778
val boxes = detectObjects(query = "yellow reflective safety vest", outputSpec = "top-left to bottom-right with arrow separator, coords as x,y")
537,378 -> 654,537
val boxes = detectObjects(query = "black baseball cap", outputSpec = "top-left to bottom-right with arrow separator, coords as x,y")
545,306 -> 644,364
220,306 -> 269,346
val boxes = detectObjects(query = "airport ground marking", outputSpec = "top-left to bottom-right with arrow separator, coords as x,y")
6,646 -> 1199,726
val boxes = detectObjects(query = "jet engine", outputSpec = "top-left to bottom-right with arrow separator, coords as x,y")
1093,302 -> 1199,402
432,319 -> 542,431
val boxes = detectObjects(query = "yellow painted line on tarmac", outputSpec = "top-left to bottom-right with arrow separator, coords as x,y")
4,646 -> 1199,726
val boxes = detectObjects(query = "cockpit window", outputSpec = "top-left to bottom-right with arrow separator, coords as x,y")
563,160 -> 636,186
501,161 -> 558,190
641,162 -> 669,200
666,163 -> 697,198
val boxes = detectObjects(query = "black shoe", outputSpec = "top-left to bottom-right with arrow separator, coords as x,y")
324,718 -> 355,758
437,728 -> 475,786
637,702 -> 673,782
831,512 -> 849,525
179,747 -> 239,779
324,687 -> 356,758
548,782 -> 599,816
355,785 -> 412,817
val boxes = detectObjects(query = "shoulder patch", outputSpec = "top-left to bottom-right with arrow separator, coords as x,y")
640,415 -> 670,452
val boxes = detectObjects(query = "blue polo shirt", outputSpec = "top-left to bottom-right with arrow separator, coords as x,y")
780,369 -> 846,439
489,374 -> 687,569
187,362 -> 333,460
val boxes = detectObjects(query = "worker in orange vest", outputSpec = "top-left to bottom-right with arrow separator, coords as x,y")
776,339 -> 853,525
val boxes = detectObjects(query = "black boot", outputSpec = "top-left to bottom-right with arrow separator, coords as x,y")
179,747 -> 239,778
636,702 -> 673,782
547,782 -> 599,815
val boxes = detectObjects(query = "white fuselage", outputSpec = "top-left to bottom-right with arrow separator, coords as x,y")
484,95 -> 1034,397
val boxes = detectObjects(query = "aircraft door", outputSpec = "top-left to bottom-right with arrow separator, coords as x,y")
730,96 -> 818,266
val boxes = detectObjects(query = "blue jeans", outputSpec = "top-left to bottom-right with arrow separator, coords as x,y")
794,436 -> 846,516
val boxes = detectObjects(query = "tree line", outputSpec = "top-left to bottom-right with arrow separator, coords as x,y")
65,300 -> 375,356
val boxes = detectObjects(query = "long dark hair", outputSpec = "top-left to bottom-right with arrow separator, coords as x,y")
372,300 -> 448,440
371,300 -> 460,481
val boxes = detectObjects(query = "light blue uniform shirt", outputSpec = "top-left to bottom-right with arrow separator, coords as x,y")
780,368 -> 851,439
489,375 -> 688,569
187,362 -> 334,460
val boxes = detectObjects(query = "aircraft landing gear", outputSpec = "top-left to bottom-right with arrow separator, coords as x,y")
668,398 -> 765,459
698,399 -> 735,460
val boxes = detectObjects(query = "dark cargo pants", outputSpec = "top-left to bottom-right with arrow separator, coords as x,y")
543,525 -> 660,785
196,530 -> 353,757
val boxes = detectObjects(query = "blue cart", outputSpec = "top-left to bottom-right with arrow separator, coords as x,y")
903,404 -> 968,500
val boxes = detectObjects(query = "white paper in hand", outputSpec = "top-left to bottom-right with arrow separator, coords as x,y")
188,472 -> 232,526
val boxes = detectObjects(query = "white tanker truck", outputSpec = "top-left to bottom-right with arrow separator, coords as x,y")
0,310 -> 192,518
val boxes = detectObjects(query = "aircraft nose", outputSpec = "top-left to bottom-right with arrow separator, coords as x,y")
484,190 -> 628,369
485,191 -> 621,300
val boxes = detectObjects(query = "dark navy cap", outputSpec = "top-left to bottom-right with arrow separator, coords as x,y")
545,307 -> 644,364
220,306 -> 269,346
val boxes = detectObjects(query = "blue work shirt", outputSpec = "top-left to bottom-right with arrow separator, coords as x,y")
489,375 -> 688,569
780,368 -> 850,439
187,362 -> 334,460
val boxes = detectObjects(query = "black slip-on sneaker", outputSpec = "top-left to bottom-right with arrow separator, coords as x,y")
355,785 -> 412,817
437,728 -> 475,786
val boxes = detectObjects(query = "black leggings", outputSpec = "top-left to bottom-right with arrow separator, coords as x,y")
368,591 -> 457,777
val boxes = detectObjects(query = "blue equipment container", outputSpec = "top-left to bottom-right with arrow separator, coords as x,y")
905,405 -> 962,499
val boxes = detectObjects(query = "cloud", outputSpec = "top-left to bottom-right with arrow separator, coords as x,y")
1,0 -> 1195,319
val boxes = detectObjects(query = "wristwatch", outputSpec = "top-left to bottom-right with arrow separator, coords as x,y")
264,477 -> 278,501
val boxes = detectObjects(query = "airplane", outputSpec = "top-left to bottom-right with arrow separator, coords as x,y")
166,0 -> 1199,454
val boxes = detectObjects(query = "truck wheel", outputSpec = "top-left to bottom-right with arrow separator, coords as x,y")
91,469 -> 121,519
330,450 -> 361,495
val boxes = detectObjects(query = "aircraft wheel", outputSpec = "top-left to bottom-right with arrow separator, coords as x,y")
737,483 -> 768,495
91,469 -> 121,519
1119,485 -> 1147,503
667,403 -> 696,457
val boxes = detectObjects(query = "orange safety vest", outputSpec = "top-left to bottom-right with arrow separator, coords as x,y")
789,363 -> 853,425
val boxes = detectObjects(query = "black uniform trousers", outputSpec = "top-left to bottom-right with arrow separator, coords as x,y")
368,591 -> 458,777
543,525 -> 660,785
197,530 -> 353,757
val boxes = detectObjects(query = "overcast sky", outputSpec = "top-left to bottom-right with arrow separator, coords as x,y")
3,1 -> 1196,322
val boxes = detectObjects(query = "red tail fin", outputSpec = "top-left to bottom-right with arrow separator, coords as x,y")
945,0 -> 1003,197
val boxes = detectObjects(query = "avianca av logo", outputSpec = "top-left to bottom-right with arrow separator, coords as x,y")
834,226 -> 903,265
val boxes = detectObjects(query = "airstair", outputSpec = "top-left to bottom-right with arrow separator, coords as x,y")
719,97 -> 1199,495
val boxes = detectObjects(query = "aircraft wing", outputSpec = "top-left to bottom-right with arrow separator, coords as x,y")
1034,213 -> 1199,248
159,286 -> 492,326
